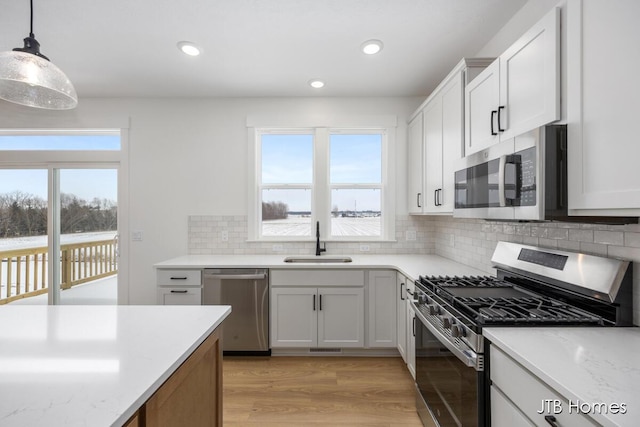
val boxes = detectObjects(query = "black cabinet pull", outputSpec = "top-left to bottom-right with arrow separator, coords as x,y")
498,106 -> 505,132
319,294 -> 322,311
170,277 -> 188,280
436,189 -> 442,206
170,290 -> 188,294
544,415 -> 559,427
417,192 -> 422,208
412,316 -> 416,337
434,190 -> 438,207
313,294 -> 316,311
491,110 -> 498,135
400,283 -> 405,301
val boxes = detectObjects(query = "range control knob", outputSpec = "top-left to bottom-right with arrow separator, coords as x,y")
417,293 -> 428,304
451,325 -> 466,338
442,317 -> 452,329
427,305 -> 439,316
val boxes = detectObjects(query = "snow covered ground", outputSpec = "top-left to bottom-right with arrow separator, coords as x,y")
262,216 -> 381,236
0,231 -> 117,251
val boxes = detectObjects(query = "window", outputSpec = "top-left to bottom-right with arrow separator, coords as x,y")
252,128 -> 394,241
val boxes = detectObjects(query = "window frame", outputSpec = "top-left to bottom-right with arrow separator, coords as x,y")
248,126 -> 395,242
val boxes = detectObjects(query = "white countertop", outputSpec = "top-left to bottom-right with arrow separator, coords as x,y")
484,327 -> 640,427
154,254 -> 487,282
0,305 -> 231,427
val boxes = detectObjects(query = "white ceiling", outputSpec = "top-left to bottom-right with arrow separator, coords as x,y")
1,0 -> 527,98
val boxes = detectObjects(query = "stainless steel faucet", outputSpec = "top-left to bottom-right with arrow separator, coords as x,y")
315,221 -> 326,256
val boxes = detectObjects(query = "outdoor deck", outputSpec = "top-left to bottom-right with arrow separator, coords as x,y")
9,275 -> 117,305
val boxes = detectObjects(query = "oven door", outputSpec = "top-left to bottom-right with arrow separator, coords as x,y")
414,306 -> 486,427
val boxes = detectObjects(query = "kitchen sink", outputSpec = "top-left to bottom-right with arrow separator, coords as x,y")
283,256 -> 353,263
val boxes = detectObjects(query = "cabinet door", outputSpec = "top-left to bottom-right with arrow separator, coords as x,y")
407,112 -> 425,214
491,386 -> 535,427
396,273 -> 408,363
500,7 -> 560,140
158,287 -> 202,305
406,301 -> 416,379
567,0 -> 640,213
465,59 -> 500,156
423,97 -> 444,213
440,72 -> 464,212
271,287 -> 317,347
317,287 -> 364,348
367,270 -> 397,348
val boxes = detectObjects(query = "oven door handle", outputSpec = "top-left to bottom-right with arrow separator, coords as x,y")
412,302 -> 481,371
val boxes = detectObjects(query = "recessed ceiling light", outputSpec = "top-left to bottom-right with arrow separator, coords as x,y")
361,39 -> 383,55
177,41 -> 201,56
308,79 -> 325,89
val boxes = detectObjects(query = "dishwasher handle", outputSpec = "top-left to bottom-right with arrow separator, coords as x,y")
203,273 -> 267,280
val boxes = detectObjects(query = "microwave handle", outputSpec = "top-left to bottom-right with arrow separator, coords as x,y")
498,155 -> 507,207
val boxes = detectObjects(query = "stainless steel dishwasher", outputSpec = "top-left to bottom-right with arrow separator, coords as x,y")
203,268 -> 269,355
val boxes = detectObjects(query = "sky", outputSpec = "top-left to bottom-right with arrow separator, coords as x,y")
261,133 -> 382,211
0,135 -> 119,202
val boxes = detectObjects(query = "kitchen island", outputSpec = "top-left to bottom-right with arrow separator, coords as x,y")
0,305 -> 231,427
485,327 -> 640,427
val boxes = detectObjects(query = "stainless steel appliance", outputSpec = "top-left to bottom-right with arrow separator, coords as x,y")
454,125 -> 567,221
411,242 -> 632,427
203,268 -> 269,355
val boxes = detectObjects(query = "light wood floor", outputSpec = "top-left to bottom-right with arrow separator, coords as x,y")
222,356 -> 425,427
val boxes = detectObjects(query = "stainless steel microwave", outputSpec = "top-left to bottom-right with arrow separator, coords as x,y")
453,125 -> 567,221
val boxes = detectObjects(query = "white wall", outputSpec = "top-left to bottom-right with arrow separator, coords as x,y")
0,96 -> 421,303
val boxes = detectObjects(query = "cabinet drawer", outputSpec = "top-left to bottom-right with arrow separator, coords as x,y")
270,269 -> 364,287
157,269 -> 202,287
490,347 -> 598,427
157,287 -> 202,305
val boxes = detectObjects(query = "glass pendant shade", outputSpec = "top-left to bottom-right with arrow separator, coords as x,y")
0,50 -> 78,110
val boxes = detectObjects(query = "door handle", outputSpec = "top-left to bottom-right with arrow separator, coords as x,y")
417,192 -> 422,208
400,283 -> 405,301
313,294 -> 316,311
491,110 -> 498,135
170,290 -> 188,294
319,294 -> 322,311
544,415 -> 559,427
498,106 -> 505,132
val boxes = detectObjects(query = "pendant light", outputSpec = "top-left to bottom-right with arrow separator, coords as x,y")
0,0 -> 77,110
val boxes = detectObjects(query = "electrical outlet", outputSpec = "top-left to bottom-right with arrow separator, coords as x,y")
359,244 -> 370,252
131,231 -> 143,242
272,244 -> 284,252
406,230 -> 417,241
221,230 -> 229,242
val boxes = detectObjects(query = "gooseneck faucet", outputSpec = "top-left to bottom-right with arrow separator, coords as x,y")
316,221 -> 326,256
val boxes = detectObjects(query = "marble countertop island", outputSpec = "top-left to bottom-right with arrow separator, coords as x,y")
485,327 -> 640,427
0,305 -> 231,427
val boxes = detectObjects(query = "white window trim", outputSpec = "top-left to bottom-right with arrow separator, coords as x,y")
248,124 -> 396,242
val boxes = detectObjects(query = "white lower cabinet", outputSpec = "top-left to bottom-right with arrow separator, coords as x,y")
396,272 -> 408,362
270,269 -> 366,349
366,270 -> 397,348
271,286 -> 364,348
406,300 -> 416,379
156,269 -> 202,305
490,345 -> 598,427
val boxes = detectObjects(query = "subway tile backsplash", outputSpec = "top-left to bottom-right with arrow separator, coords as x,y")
188,215 -> 435,255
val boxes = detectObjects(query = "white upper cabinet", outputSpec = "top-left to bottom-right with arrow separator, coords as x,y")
566,0 -> 640,215
407,112 -> 425,214
408,58 -> 492,215
465,7 -> 560,156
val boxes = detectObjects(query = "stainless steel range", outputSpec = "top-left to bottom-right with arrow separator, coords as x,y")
411,242 -> 633,427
